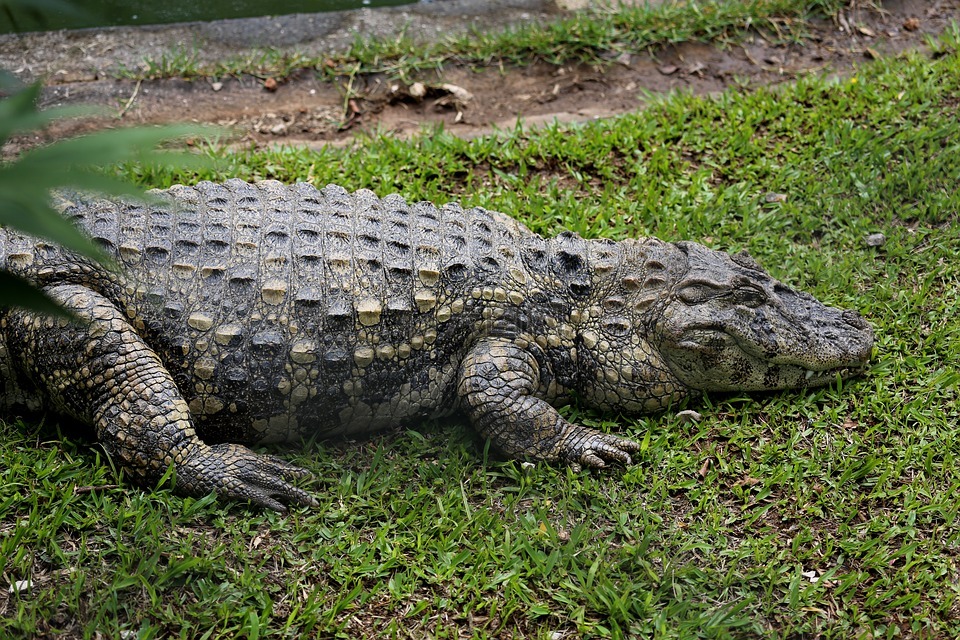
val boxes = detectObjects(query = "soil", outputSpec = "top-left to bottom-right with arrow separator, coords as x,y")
2,0 -> 959,152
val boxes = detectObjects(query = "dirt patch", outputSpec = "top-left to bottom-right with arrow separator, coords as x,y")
6,0 -> 960,152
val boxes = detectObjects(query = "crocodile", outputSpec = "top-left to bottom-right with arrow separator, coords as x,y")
0,180 -> 874,510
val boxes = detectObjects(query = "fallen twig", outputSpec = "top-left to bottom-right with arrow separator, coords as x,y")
118,79 -> 142,118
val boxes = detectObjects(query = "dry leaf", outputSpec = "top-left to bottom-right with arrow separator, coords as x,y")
8,579 -> 32,594
698,458 -> 711,477
439,83 -> 474,104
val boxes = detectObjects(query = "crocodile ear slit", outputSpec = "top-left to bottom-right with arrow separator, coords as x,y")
731,251 -> 762,271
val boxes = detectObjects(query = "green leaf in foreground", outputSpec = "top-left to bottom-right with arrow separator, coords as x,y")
0,81 -> 216,313
0,271 -> 71,317
0,82 -> 92,138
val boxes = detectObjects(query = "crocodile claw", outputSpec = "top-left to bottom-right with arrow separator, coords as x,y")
562,428 -> 641,469
177,443 -> 318,512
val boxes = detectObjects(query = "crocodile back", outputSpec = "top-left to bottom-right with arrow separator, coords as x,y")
36,180 -> 540,442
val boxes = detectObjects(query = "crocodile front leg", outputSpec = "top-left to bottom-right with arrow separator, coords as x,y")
5,283 -> 317,511
457,339 -> 640,468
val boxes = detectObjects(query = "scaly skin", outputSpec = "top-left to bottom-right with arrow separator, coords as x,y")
0,180 -> 874,510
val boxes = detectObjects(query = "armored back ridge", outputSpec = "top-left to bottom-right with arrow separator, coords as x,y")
0,180 -> 874,510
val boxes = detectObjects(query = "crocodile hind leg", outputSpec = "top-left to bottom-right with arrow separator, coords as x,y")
457,339 -> 640,468
5,283 -> 318,511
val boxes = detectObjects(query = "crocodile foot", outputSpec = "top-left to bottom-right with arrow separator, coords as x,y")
560,426 -> 641,469
177,443 -> 318,512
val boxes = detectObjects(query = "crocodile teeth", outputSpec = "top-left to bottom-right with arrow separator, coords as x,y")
805,369 -> 815,380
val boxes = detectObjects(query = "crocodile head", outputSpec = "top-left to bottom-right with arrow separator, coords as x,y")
574,238 -> 873,414
649,241 -> 874,392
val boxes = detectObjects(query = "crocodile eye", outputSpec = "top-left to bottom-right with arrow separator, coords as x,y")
733,286 -> 767,308
676,281 -> 726,305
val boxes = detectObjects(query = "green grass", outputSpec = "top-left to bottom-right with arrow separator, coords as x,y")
121,0 -> 848,82
4,24 -> 960,640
